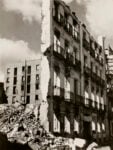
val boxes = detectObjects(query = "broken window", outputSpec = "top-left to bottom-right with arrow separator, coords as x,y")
13,77 -> 17,85
6,77 -> 10,83
35,95 -> 39,101
13,86 -> 17,94
26,96 -> 30,104
36,83 -> 39,90
27,76 -> 31,84
27,85 -> 30,93
27,66 -> 31,74
14,68 -> 17,76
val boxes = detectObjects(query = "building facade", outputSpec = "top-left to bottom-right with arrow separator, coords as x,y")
0,82 -> 7,104
106,46 -> 113,142
5,59 -> 41,105
41,0 -> 108,144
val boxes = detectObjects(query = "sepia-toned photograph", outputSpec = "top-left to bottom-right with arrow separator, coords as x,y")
0,0 -> 113,149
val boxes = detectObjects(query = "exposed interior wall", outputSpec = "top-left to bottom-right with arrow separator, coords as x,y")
40,0 -> 53,132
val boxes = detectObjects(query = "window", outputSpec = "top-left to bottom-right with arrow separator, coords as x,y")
97,122 -> 101,133
84,55 -> 88,66
73,19 -> 78,39
73,47 -> 78,62
74,119 -> 79,133
36,65 -> 39,71
21,96 -> 24,102
36,83 -> 39,90
12,96 -> 16,104
95,66 -> 98,75
21,85 -> 24,91
91,62 -> 93,72
27,76 -> 31,84
92,121 -> 96,131
13,86 -> 17,94
27,66 -> 31,74
22,66 -> 25,72
53,113 -> 60,133
27,85 -> 30,93
64,116 -> 70,133
7,68 -> 10,74
64,77 -> 70,100
36,74 -> 39,81
14,68 -> 17,76
54,30 -> 60,53
22,76 -> 25,82
6,77 -> 9,83
13,77 -> 17,85
26,96 -> 30,104
6,87 -> 9,94
54,68 -> 60,96
65,40 -> 70,53
35,95 -> 39,100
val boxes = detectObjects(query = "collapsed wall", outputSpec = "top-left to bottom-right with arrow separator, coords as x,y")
40,0 -> 53,132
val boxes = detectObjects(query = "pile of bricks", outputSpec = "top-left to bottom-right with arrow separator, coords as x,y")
0,104 -> 71,150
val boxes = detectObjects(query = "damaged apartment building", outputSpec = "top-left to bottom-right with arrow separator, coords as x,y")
5,0 -> 108,145
41,0 -> 108,144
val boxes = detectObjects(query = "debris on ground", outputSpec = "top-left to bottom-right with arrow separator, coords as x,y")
0,104 -> 73,150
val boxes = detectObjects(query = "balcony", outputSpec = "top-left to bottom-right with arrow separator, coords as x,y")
75,94 -> 83,106
73,58 -> 81,71
84,65 -> 91,77
72,32 -> 80,43
53,86 -> 64,100
64,20 -> 73,36
53,13 -> 64,26
84,98 -> 93,108
53,44 -> 65,60
64,91 -> 74,102
95,53 -> 100,63
83,38 -> 90,51
91,71 -> 97,82
90,48 -> 95,58
65,52 -> 74,66
65,66 -> 71,77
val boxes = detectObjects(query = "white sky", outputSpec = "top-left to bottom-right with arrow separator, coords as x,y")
0,0 -> 113,81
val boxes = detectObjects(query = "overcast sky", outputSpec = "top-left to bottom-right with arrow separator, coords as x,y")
0,0 -> 113,81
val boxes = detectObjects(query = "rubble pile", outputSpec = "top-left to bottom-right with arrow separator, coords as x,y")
0,104 -> 71,150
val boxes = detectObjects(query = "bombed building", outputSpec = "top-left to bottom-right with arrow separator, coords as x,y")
4,0 -> 108,147
41,0 -> 108,145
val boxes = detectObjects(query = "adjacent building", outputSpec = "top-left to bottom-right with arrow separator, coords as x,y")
5,59 -> 41,104
0,82 -> 7,104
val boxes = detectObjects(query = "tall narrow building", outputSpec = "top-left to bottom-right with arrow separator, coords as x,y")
41,0 -> 107,144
